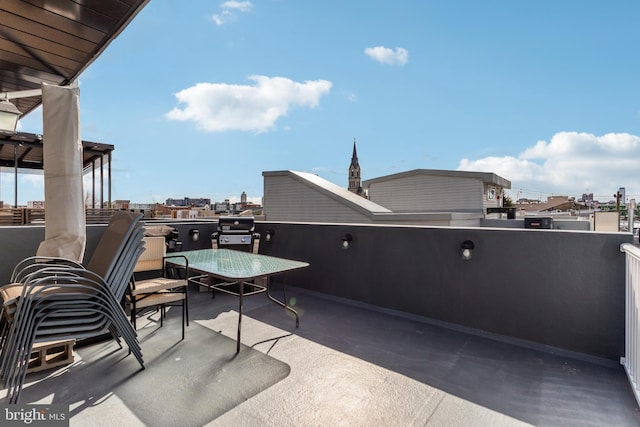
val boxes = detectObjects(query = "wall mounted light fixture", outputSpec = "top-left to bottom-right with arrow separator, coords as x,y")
189,228 -> 199,242
265,229 -> 275,242
461,240 -> 474,260
341,233 -> 353,250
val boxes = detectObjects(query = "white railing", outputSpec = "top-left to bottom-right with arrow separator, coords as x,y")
621,243 -> 640,406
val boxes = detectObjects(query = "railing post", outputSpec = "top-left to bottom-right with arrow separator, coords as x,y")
620,243 -> 640,406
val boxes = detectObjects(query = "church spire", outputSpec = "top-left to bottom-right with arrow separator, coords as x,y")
348,138 -> 362,194
350,138 -> 359,169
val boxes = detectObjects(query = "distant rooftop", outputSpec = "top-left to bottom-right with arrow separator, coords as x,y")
262,170 -> 482,225
363,168 -> 511,189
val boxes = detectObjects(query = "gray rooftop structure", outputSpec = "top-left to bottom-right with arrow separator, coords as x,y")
262,170 -> 390,223
363,168 -> 511,220
262,170 -> 483,225
363,168 -> 512,189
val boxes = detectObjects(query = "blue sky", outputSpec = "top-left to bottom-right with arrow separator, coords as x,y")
7,0 -> 640,205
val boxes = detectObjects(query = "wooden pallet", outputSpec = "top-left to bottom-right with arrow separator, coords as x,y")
28,340 -> 75,374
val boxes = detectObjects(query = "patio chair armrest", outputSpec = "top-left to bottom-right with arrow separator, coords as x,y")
162,255 -> 189,279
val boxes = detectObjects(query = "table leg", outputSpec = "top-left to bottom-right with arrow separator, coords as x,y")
266,275 -> 299,328
237,281 -> 243,353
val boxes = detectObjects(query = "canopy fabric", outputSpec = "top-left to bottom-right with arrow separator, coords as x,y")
36,84 -> 86,262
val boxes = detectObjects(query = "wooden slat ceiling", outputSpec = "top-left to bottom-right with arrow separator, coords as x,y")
0,0 -> 149,116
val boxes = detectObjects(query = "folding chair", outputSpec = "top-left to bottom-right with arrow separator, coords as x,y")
128,236 -> 189,339
0,212 -> 146,403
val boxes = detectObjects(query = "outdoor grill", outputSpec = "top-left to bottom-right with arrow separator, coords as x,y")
212,216 -> 260,253
193,216 -> 264,298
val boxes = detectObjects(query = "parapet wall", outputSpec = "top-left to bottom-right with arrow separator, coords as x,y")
0,220 -> 631,362
255,221 -> 632,362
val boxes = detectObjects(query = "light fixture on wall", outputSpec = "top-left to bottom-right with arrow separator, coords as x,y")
341,233 -> 353,250
0,96 -> 21,133
189,228 -> 199,242
461,240 -> 474,260
265,229 -> 275,242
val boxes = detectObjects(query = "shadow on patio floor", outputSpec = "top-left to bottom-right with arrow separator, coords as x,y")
3,311 -> 289,427
3,285 -> 640,426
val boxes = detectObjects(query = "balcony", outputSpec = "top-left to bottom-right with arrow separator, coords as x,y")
0,220 -> 638,425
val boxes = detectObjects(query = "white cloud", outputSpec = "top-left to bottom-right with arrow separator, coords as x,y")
212,1 -> 254,26
458,132 -> 640,201
166,75 -> 332,133
223,1 -> 253,12
364,46 -> 409,66
212,11 -> 232,26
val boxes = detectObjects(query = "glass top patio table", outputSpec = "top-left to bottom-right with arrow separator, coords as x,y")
168,248 -> 309,280
168,249 -> 309,352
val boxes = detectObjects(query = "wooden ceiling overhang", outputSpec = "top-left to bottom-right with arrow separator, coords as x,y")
1,0 -> 149,115
0,0 -> 149,206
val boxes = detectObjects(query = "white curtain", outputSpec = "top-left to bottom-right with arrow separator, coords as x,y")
36,83 -> 86,262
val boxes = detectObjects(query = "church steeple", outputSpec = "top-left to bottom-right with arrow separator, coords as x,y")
348,138 -> 362,194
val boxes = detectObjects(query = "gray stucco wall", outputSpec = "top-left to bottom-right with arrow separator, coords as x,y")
0,220 -> 631,362
255,222 -> 632,362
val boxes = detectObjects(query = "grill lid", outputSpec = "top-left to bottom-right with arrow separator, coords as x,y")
217,216 -> 255,233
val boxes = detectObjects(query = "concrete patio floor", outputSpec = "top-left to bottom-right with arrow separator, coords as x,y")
2,283 -> 639,426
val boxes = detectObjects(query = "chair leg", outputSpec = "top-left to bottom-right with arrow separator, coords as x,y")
185,290 -> 189,326
8,338 -> 34,404
181,301 -> 185,340
131,299 -> 137,330
108,324 -> 124,349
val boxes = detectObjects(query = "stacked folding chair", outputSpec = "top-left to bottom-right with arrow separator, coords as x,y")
0,211 -> 146,403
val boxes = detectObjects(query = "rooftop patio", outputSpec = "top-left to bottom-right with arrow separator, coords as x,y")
2,282 -> 637,426
2,3 -> 639,424
0,219 -> 638,426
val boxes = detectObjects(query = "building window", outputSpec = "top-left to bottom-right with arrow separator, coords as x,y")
487,188 -> 496,200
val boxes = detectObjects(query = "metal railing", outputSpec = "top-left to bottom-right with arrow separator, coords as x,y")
621,242 -> 640,406
0,208 -> 120,225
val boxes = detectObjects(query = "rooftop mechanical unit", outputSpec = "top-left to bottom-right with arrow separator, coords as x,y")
524,217 -> 553,229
